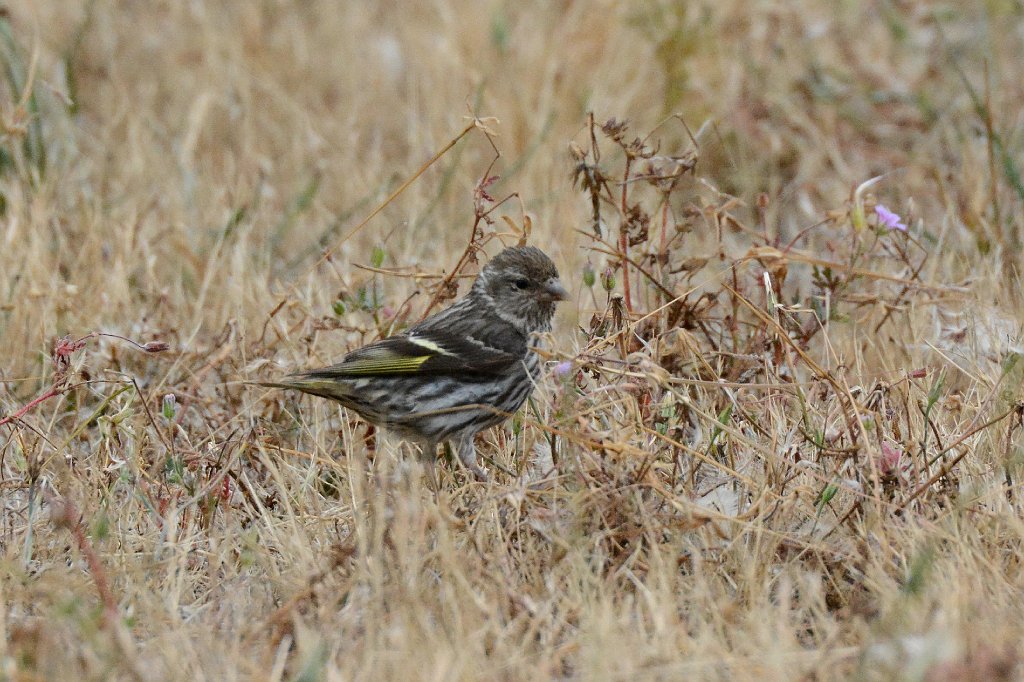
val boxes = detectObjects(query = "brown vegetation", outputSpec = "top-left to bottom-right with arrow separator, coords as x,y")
2,2 -> 1024,679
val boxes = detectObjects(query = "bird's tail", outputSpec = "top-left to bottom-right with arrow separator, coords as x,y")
247,375 -> 353,402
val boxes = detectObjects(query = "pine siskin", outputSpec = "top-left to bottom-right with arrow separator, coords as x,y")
257,245 -> 567,481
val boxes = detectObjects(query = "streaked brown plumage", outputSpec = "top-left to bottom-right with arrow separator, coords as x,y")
256,245 -> 567,481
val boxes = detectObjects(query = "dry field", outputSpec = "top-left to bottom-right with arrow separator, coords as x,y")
2,1 -> 1024,680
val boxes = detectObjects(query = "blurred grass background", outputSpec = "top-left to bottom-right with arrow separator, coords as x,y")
2,1 -> 1024,680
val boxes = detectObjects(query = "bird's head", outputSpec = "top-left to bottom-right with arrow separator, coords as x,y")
471,245 -> 567,333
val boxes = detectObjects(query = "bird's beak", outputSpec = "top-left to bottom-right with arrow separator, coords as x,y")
542,278 -> 569,302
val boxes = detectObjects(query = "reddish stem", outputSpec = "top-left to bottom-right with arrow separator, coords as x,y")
0,332 -> 166,428
620,157 -> 633,313
0,385 -> 62,427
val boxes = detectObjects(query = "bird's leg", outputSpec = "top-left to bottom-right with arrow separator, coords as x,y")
454,434 -> 488,481
417,440 -> 440,494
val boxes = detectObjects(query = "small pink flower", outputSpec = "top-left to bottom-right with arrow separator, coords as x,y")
880,441 -> 902,476
875,204 -> 907,231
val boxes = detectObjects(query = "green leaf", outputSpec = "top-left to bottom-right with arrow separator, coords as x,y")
816,483 -> 838,509
371,245 -> 385,269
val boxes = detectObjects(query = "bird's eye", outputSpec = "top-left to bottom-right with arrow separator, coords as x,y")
513,278 -> 530,290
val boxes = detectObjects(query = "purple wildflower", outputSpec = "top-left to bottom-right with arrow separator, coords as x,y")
874,204 -> 907,231
601,266 -> 615,292
161,393 -> 177,420
555,360 -> 573,377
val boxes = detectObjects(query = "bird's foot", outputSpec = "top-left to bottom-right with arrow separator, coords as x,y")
467,463 -> 489,482
454,436 -> 489,482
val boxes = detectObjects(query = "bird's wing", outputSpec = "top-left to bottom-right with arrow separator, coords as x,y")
301,330 -> 518,378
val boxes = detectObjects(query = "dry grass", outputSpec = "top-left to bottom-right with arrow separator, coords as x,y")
2,1 -> 1024,680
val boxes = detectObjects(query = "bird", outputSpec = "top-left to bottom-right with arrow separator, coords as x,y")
255,245 -> 567,483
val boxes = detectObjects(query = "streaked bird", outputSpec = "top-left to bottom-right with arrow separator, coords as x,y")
256,245 -> 567,482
